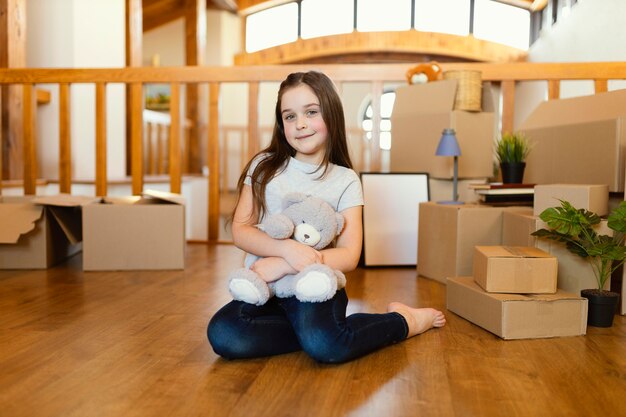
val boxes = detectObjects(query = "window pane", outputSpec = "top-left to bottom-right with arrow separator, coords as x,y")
380,120 -> 391,131
357,0 -> 411,32
302,0 -> 354,39
380,92 -> 396,118
246,3 -> 299,52
414,0 -> 470,36
473,0 -> 530,50
380,132 -> 392,150
362,119 -> 373,131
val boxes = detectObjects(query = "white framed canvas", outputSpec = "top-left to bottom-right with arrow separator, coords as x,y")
361,173 -> 430,266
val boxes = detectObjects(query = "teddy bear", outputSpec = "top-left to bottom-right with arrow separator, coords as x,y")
405,61 -> 442,85
228,192 -> 347,306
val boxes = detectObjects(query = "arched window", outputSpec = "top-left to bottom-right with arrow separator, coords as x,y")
361,91 -> 396,150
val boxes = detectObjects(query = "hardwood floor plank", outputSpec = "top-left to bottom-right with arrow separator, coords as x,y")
0,244 -> 624,417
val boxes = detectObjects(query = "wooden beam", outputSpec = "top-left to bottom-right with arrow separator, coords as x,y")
185,0 -> 206,174
1,0 -> 26,182
235,31 -> 528,65
95,83 -> 107,197
59,83 -> 72,193
4,62 -> 626,84
208,82 -> 220,242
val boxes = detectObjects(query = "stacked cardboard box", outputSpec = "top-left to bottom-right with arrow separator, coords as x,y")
502,184 -> 612,295
447,246 -> 588,340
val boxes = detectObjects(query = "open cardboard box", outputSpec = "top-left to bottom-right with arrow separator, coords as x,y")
447,276 -> 587,340
417,202 -> 530,284
0,195 -> 93,269
82,190 -> 185,271
521,89 -> 626,192
390,79 -> 495,179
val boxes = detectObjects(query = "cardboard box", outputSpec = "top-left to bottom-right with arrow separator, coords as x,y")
502,210 -> 611,294
473,246 -> 557,294
521,89 -> 626,192
533,184 -> 609,216
0,196 -> 85,269
390,79 -> 495,179
82,190 -> 185,271
446,276 -> 588,340
417,202 -> 528,284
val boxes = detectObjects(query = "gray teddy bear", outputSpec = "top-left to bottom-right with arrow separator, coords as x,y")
228,192 -> 347,306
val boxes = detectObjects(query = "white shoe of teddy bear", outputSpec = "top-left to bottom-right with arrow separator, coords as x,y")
295,265 -> 338,303
228,269 -> 271,306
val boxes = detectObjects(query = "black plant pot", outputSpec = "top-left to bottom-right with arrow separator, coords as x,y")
500,162 -> 526,184
581,289 -> 619,327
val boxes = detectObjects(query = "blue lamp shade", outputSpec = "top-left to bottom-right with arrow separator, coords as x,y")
435,128 -> 461,157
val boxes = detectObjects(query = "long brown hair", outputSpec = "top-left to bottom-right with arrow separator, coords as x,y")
233,71 -> 353,223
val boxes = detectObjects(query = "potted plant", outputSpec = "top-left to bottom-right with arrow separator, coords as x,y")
495,132 -> 531,184
532,200 -> 626,327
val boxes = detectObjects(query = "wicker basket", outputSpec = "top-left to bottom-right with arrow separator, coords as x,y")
443,70 -> 482,111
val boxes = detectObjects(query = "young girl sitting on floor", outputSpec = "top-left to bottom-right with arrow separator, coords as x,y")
208,71 -> 445,364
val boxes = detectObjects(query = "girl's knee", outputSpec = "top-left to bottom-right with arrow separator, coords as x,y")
298,332 -> 354,364
207,312 -> 254,359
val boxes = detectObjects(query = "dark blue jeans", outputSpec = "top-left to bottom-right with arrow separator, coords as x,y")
207,289 -> 408,364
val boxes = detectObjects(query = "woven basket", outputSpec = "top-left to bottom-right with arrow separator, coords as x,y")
443,70 -> 482,111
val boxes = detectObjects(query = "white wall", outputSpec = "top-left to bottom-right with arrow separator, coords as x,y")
515,0 -> 626,129
27,0 -> 126,184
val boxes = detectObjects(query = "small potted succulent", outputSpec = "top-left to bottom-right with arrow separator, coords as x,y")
532,200 -> 626,327
495,132 -> 531,184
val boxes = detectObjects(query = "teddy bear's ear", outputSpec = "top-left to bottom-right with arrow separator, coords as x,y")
282,192 -> 308,209
335,212 -> 345,236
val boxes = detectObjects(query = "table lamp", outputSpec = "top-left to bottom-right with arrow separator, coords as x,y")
435,128 -> 463,205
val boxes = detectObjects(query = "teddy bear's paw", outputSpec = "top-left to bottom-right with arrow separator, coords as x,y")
229,278 -> 270,306
295,269 -> 337,303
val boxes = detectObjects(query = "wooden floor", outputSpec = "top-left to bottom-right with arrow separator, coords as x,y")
1,244 -> 625,417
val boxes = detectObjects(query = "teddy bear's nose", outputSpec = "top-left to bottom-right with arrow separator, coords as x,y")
304,234 -> 310,239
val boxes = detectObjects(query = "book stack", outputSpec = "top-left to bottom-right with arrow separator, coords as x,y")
469,183 -> 535,205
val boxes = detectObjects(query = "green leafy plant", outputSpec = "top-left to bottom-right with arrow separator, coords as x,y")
495,132 -> 531,164
532,200 -> 626,290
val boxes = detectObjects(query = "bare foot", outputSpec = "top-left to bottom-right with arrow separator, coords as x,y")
388,302 -> 446,338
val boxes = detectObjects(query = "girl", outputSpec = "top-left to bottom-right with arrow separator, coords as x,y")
208,71 -> 445,364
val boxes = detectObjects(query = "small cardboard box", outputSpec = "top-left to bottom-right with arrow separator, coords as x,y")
82,190 -> 185,271
0,195 -> 86,269
417,202 -> 528,284
521,89 -> 626,192
533,184 -> 609,216
473,246 -> 557,294
390,79 -> 495,179
502,210 -> 611,294
446,276 -> 588,340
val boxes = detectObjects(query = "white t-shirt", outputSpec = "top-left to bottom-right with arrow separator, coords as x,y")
242,154 -> 363,267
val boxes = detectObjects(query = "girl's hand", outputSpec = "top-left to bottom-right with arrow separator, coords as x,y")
280,239 -> 322,272
250,257 -> 296,283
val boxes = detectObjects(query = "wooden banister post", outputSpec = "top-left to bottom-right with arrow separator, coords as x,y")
22,83 -> 36,195
130,83 -> 144,195
95,83 -> 107,197
370,81 -> 383,172
247,81 -> 259,161
169,82 -> 182,194
125,0 -> 142,177
548,80 -> 560,100
208,82 -> 220,242
594,79 -> 608,94
501,80 -> 515,134
59,83 -> 72,194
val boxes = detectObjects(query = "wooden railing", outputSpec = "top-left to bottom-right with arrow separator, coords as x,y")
1,62 -> 626,241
